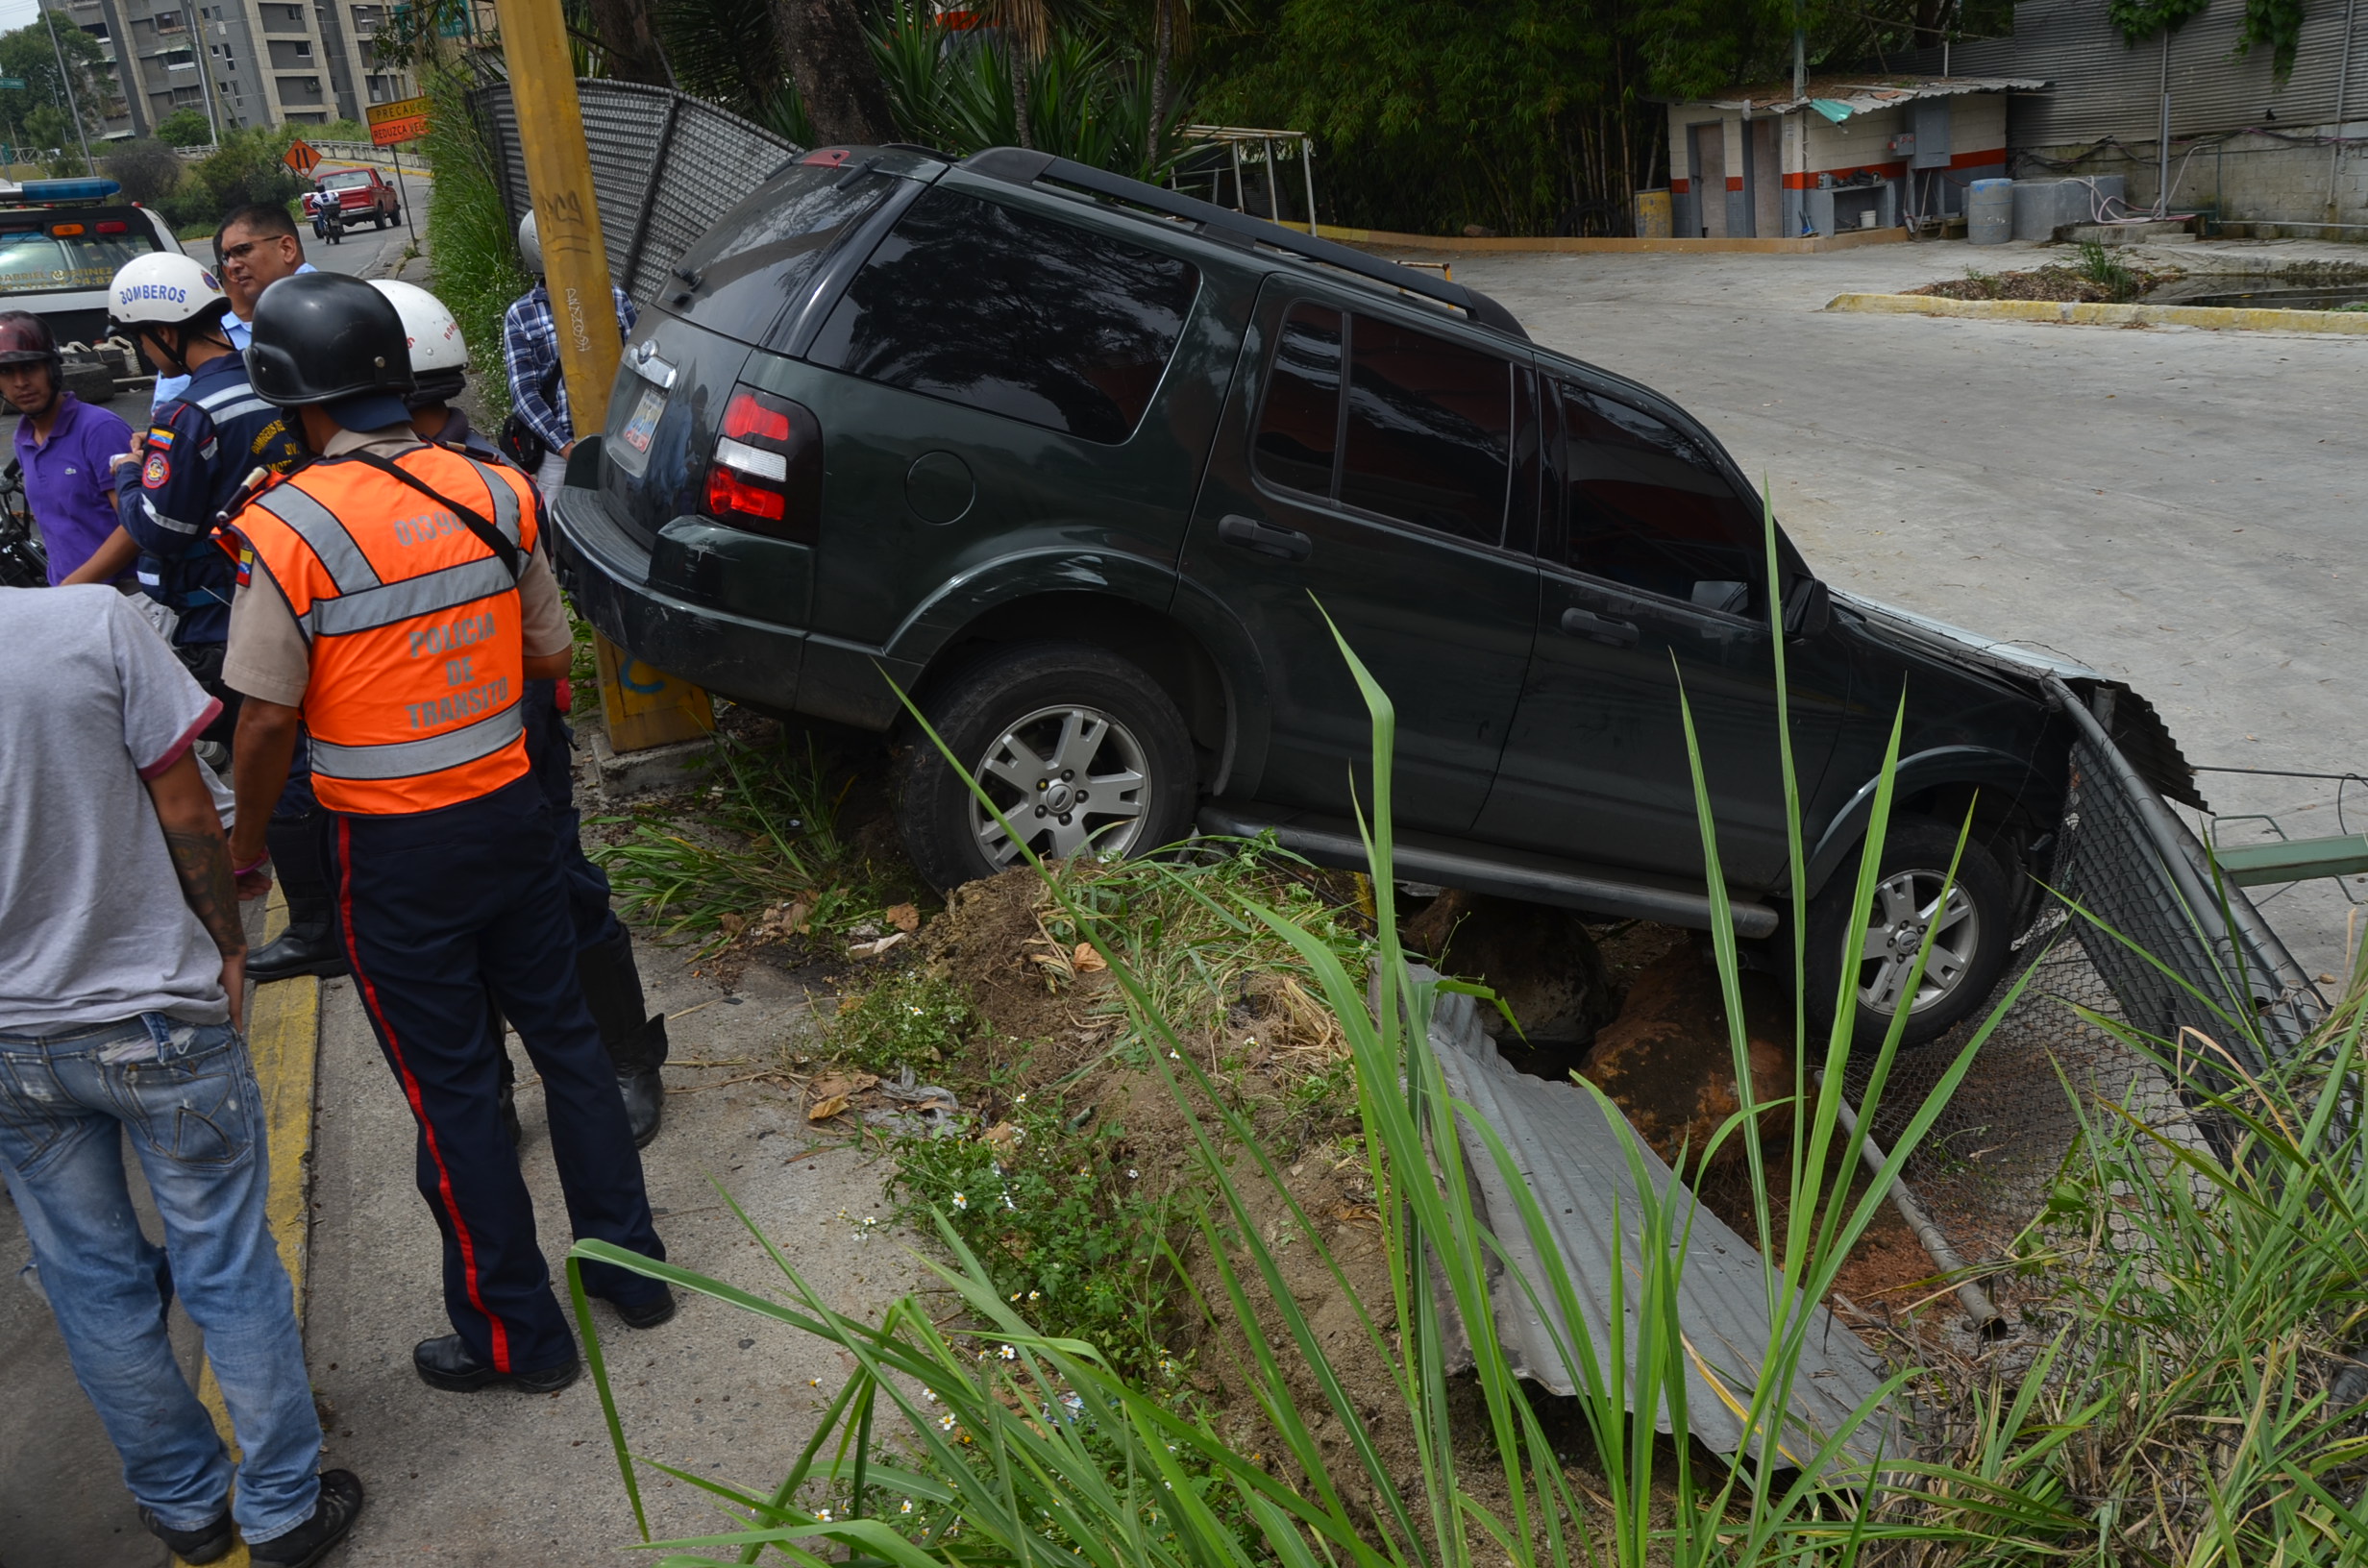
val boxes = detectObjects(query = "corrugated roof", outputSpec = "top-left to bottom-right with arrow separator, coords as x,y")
1898,0 -> 2368,144
1408,975 -> 1901,1478
1682,73 -> 2048,114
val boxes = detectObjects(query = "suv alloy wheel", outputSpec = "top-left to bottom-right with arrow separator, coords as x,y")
896,644 -> 1196,892
1806,815 -> 2014,1049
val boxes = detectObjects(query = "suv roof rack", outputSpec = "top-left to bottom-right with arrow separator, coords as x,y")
960,148 -> 1530,343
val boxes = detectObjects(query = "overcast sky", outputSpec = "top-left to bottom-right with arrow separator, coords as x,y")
2,1 -> 54,37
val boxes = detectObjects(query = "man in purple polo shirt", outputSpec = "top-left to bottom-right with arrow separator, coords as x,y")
0,312 -> 136,587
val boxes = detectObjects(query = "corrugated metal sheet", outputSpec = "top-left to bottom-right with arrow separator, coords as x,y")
1925,0 -> 2368,144
1408,973 -> 1899,1477
1691,75 -> 2046,114
468,81 -> 802,306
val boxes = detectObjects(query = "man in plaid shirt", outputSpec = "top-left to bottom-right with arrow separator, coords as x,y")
503,210 -> 636,497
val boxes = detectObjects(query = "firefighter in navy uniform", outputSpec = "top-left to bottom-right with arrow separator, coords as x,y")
107,253 -> 306,746
221,273 -> 673,1391
371,278 -> 674,1147
106,252 -> 339,988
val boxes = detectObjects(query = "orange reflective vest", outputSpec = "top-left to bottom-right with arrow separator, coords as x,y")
231,444 -> 541,816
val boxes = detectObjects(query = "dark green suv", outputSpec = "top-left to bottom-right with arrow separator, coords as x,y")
552,144 -> 2195,1046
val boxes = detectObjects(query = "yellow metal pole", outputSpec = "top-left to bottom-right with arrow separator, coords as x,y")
493,0 -> 617,429
494,0 -> 712,751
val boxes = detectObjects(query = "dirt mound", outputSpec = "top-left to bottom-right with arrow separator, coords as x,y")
1580,937 -> 1792,1167
913,867 -> 1103,1072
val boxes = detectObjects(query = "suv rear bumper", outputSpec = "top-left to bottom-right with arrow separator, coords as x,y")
549,471 -> 810,714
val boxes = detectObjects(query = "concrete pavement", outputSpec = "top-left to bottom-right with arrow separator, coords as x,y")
301,935 -> 925,1565
1442,234 -> 2367,978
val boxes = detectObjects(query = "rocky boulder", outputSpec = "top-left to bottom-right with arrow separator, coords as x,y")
1400,890 -> 1620,1045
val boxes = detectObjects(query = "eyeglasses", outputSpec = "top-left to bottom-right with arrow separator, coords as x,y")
217,236 -> 287,264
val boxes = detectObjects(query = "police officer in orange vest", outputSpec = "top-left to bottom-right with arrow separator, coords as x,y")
220,273 -> 671,1392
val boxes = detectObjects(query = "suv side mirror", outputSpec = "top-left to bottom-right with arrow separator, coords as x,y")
1782,576 -> 1832,639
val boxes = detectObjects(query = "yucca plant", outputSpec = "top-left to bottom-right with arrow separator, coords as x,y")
869,1 -> 1194,182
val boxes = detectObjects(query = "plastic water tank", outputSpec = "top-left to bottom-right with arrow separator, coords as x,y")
1967,178 -> 2014,245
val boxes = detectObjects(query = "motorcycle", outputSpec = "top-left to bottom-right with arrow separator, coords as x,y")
0,457 -> 50,588
321,200 -> 346,246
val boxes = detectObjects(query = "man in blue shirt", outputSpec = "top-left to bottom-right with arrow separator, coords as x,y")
0,310 -> 136,586
152,204 -> 315,411
109,254 -> 305,747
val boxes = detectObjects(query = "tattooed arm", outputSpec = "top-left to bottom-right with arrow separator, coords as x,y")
145,750 -> 250,1031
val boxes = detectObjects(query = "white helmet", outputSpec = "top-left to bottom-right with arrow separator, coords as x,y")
108,252 -> 230,331
517,209 -> 541,275
369,280 -> 467,375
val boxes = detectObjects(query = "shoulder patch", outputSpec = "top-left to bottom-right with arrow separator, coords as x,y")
147,426 -> 176,448
142,452 -> 171,488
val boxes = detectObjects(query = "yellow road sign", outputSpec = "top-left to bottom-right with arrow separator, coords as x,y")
367,95 -> 431,146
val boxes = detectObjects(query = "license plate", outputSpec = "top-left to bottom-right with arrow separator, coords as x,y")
619,385 -> 666,453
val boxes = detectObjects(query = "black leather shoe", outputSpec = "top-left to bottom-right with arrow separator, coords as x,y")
412,1334 -> 579,1394
249,1469 -> 364,1567
612,1287 -> 677,1329
247,917 -> 349,983
619,1066 -> 663,1148
138,1503 -> 232,1564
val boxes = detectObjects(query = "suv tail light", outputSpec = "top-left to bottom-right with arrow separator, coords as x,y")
703,385 -> 823,544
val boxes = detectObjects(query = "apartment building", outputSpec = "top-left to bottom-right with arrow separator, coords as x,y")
42,0 -> 413,137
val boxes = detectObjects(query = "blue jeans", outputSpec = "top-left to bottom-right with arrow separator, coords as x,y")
0,1015 -> 322,1543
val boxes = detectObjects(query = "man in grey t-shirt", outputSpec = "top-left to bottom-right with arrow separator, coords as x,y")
0,587 -> 362,1565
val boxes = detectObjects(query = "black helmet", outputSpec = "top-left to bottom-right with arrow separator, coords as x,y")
0,310 -> 59,370
246,272 -> 415,414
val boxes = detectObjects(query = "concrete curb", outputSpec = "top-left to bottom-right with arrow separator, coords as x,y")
180,887 -> 323,1568
1825,291 -> 2368,334
1326,223 -> 1911,255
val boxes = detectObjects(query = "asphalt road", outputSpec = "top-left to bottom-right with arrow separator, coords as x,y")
1449,235 -> 2365,981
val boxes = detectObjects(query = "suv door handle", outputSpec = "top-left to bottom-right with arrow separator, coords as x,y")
1218,514 -> 1313,562
1560,605 -> 1640,647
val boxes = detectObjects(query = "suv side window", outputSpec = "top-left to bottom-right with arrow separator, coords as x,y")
665,164 -> 897,346
807,186 -> 1200,445
1251,303 -> 1343,498
1250,306 -> 1514,547
1341,314 -> 1512,546
1559,381 -> 1762,613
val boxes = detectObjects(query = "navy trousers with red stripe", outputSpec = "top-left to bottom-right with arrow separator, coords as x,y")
330,773 -> 666,1374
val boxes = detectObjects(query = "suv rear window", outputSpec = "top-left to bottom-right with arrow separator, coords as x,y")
0,213 -> 160,297
1558,382 -> 1761,612
806,186 -> 1199,445
662,162 -> 896,345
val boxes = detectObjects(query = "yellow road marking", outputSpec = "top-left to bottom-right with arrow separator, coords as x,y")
180,887 -> 322,1568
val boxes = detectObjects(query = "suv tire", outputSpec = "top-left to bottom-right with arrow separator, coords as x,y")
896,643 -> 1196,893
1806,815 -> 2014,1049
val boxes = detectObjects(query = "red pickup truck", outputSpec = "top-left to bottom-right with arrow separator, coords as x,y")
307,166 -> 401,237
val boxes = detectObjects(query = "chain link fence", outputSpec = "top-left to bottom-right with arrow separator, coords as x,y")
1843,679 -> 2328,1266
465,80 -> 802,308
